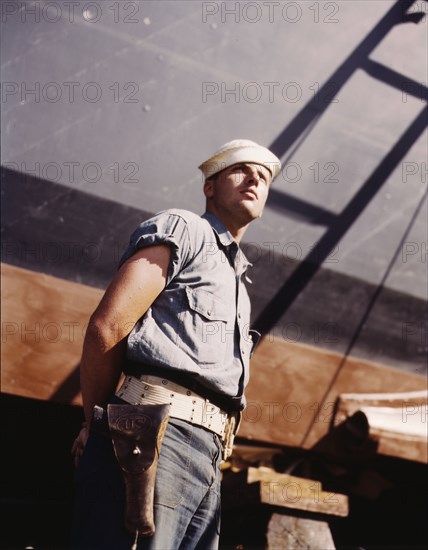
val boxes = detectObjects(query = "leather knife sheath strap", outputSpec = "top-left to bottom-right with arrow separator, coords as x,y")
107,403 -> 170,538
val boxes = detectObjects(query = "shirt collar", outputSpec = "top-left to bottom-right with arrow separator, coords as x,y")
201,211 -> 252,273
202,211 -> 234,247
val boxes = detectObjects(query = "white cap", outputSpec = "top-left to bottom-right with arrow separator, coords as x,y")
198,139 -> 282,180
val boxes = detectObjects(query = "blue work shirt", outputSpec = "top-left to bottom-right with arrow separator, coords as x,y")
119,209 -> 258,404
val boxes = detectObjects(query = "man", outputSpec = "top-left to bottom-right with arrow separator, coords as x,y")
71,139 -> 281,549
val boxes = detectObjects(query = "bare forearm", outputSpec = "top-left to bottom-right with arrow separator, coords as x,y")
80,319 -> 127,424
78,245 -> 171,423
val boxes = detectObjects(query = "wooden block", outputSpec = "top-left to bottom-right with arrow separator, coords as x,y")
248,467 -> 349,517
267,514 -> 336,550
248,466 -> 322,492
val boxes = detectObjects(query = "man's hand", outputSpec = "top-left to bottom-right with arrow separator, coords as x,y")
71,423 -> 89,467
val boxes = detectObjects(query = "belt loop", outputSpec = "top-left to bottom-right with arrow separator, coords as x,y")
202,399 -> 209,424
202,398 -> 218,424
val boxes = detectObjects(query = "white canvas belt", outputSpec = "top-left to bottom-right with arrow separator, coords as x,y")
117,374 -> 229,439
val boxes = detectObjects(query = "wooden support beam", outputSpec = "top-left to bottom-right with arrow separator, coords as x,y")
2,262 -> 426,466
1,263 -> 102,404
334,390 -> 428,463
238,336 -> 426,450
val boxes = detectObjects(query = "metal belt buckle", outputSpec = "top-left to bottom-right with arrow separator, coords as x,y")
221,411 -> 242,461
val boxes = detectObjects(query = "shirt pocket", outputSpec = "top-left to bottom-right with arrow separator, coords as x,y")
184,286 -> 229,367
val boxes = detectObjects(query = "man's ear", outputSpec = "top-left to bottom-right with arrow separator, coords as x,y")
204,178 -> 214,199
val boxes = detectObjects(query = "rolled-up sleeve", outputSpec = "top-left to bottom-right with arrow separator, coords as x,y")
118,211 -> 191,285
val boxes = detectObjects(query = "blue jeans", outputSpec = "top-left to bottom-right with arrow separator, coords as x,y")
70,417 -> 222,550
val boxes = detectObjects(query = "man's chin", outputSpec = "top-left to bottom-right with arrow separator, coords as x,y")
244,201 -> 263,216
239,206 -> 262,223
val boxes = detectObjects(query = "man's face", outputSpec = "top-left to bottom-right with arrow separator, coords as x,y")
204,162 -> 272,224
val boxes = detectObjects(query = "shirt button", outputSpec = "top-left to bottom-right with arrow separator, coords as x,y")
241,349 -> 246,355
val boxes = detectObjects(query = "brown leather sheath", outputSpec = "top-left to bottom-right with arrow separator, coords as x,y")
107,403 -> 170,537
